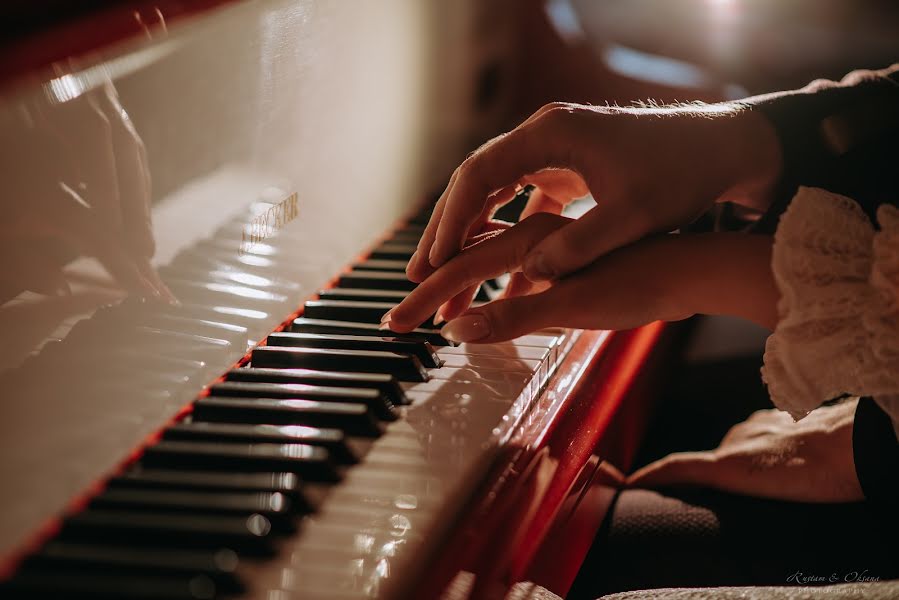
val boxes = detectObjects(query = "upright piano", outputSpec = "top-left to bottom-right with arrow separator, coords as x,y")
0,1 -> 672,598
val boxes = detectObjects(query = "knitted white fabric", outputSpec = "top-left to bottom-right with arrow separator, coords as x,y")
761,187 -> 899,436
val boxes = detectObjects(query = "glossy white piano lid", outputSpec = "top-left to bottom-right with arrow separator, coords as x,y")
0,0 -> 490,560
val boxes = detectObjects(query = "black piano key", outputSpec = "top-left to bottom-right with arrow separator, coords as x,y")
192,395 -> 378,431
492,184 -> 534,222
387,230 -> 423,243
193,397 -> 384,437
396,221 -> 427,232
141,440 -> 341,482
59,509 -> 277,556
303,299 -> 396,323
252,346 -> 429,382
368,242 -> 417,260
302,301 -> 441,329
209,380 -> 396,421
484,277 -> 503,293
225,367 -> 409,406
109,469 -> 305,498
164,421 -> 359,464
353,258 -> 409,271
268,331 -> 443,369
25,542 -> 242,593
91,489 -> 297,532
292,317 -> 451,347
317,287 -> 410,302
2,570 -> 221,599
407,210 -> 433,226
337,270 -> 417,291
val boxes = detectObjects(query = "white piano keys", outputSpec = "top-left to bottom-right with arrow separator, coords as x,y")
235,330 -> 577,599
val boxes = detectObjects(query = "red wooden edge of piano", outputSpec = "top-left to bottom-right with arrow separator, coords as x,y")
412,321 -> 673,599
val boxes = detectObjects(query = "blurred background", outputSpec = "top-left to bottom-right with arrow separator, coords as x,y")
511,0 -> 899,123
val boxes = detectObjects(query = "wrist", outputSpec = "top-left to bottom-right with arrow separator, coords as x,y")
717,106 -> 783,210
664,233 -> 779,328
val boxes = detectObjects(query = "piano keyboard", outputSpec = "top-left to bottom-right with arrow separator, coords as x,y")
2,196 -> 578,599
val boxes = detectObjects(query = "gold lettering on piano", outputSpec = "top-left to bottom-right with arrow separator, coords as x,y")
240,192 -> 299,256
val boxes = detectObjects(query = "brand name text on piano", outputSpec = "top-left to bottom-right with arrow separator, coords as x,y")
240,192 -> 299,255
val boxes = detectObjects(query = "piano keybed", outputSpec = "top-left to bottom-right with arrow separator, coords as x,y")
2,199 -> 580,599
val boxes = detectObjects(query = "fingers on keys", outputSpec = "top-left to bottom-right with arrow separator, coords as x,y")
389,213 -> 572,332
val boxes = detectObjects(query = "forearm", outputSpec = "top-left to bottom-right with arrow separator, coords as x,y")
661,233 -> 778,329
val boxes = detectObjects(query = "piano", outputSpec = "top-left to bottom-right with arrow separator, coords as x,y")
0,1 -> 674,598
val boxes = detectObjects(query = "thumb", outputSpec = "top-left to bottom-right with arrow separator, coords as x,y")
439,292 -> 560,344
522,199 -> 652,282
625,451 -> 725,490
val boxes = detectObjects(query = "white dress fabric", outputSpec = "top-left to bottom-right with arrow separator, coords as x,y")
761,187 -> 899,437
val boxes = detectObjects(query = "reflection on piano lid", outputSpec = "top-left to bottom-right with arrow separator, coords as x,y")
0,1 -> 671,598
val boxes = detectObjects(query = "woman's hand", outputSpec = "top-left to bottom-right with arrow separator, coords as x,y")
385,213 -> 779,343
628,401 -> 864,503
407,102 -> 781,285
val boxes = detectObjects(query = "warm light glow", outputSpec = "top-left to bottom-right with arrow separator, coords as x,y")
388,514 -> 411,536
206,282 -> 279,301
43,41 -> 178,104
236,254 -> 274,268
707,0 -> 743,65
353,533 -> 375,554
277,425 -> 323,437
210,306 -> 269,320
393,494 -> 418,509
47,74 -> 84,103
242,242 -> 276,256
211,269 -> 275,288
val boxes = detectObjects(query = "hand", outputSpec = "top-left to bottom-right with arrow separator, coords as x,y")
386,211 -> 778,341
0,75 -> 172,303
407,101 -> 781,285
627,401 -> 865,503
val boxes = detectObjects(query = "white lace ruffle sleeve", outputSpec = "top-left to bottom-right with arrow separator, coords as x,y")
761,187 -> 899,437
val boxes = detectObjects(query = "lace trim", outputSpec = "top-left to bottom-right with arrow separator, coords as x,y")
761,187 -> 899,435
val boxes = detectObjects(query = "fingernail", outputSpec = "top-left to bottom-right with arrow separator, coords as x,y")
428,244 -> 444,268
433,310 -> 445,326
524,252 -> 554,281
441,314 -> 490,343
378,322 -> 393,331
380,311 -> 393,324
